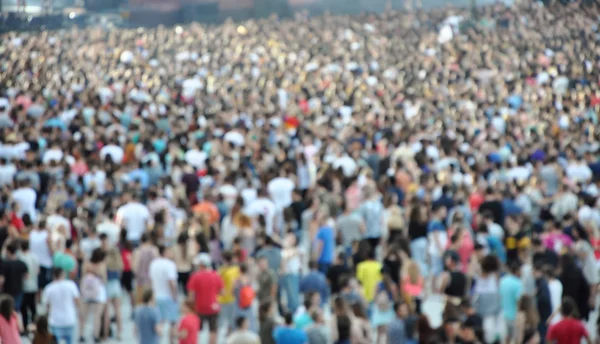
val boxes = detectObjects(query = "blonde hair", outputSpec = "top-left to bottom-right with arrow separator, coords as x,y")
407,261 -> 421,285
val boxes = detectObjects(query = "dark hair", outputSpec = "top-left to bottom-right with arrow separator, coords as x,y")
560,296 -> 579,318
158,245 -> 168,256
90,248 -> 106,263
222,251 -> 233,263
235,316 -> 247,328
20,240 -> 29,251
35,315 -> 50,337
140,233 -> 150,243
308,261 -> 318,270
0,296 -> 14,321
142,289 -> 153,304
177,232 -> 189,258
52,267 -> 64,279
6,241 -> 18,255
284,312 -> 293,325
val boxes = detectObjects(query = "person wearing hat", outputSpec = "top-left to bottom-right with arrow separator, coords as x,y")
187,253 -> 223,344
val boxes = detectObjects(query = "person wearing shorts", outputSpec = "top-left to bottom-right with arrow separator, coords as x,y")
188,254 -> 223,344
149,245 -> 180,343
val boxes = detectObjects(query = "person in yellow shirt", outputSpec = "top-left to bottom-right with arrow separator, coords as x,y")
218,251 -> 240,333
356,249 -> 383,302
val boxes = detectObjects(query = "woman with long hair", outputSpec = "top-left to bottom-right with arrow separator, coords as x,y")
407,205 -> 428,279
0,296 -> 22,344
331,296 -> 352,344
351,302 -> 372,344
79,248 -> 107,343
515,295 -> 540,344
172,232 -> 196,295
559,254 -> 591,321
402,260 -> 424,313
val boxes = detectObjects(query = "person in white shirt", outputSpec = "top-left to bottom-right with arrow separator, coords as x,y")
96,212 -> 121,245
42,268 -> 80,344
79,227 -> 101,261
149,245 -> 179,342
29,221 -> 54,290
0,158 -> 16,187
244,189 -> 276,236
116,194 -> 151,244
18,240 -> 39,330
99,140 -> 124,164
226,317 -> 260,344
46,208 -> 71,240
11,179 -> 37,222
268,172 -> 295,210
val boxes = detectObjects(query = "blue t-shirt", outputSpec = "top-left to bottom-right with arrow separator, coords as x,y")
499,274 -> 523,321
273,326 -> 308,344
427,220 -> 445,234
134,305 -> 161,344
316,226 -> 335,264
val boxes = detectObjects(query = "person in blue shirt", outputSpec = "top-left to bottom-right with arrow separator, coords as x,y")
129,161 -> 150,190
273,312 -> 308,344
300,261 -> 329,307
499,261 -> 523,338
315,223 -> 335,274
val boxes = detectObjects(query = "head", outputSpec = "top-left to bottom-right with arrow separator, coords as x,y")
5,241 -> 18,258
560,297 -> 579,318
142,289 -> 154,305
158,245 -> 173,259
235,316 -> 249,330
394,302 -> 409,318
258,256 -> 269,271
0,296 -> 14,321
90,247 -> 106,264
52,267 -> 64,280
284,312 -> 294,326
35,315 -> 50,335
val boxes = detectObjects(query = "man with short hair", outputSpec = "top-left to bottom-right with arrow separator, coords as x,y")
187,253 -> 223,344
1,241 -> 28,311
225,317 -> 260,344
42,268 -> 80,344
388,302 -> 409,344
149,245 -> 179,343
116,193 -> 150,245
273,312 -> 308,344
547,297 -> 591,344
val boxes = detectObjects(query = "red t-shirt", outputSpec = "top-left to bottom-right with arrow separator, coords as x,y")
547,318 -> 588,344
178,313 -> 200,344
187,270 -> 224,315
121,249 -> 132,272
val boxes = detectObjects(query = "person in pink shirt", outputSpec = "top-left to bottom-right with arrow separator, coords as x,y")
0,296 -> 22,344
446,225 -> 474,273
542,221 -> 573,254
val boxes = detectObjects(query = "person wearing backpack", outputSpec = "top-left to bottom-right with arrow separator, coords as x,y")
234,263 -> 257,332
218,251 -> 240,334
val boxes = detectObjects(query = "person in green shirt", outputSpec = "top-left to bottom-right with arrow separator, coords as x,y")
53,239 -> 77,279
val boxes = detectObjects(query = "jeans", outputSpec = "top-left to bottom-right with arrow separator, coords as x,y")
51,326 -> 74,344
12,292 -> 23,311
410,238 -> 428,277
280,274 -> 300,313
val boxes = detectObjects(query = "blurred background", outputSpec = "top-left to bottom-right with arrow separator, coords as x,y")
0,0 -> 501,31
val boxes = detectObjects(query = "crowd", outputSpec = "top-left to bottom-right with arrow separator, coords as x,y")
1,0 -> 600,343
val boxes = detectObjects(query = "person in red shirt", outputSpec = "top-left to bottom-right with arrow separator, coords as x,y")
178,300 -> 200,344
120,241 -> 134,317
187,254 -> 223,344
547,297 -> 591,344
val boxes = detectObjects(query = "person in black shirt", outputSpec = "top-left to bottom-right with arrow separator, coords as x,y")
533,264 -> 552,341
478,187 -> 505,228
0,241 -> 28,311
326,252 -> 350,295
532,237 -> 558,269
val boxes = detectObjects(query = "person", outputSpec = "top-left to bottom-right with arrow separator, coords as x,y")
558,254 -> 590,321
305,309 -> 328,344
258,302 -> 276,344
120,240 -> 135,317
326,252 -> 351,296
79,247 -> 107,343
273,312 -> 308,344
42,268 -> 79,344
0,296 -> 22,344
280,232 -> 302,313
515,295 -> 540,344
427,203 -> 448,284
387,302 -> 409,344
187,253 -> 223,344
0,241 -> 28,313
547,297 -> 591,344
256,255 -> 278,305
134,289 -> 162,344
149,245 -> 179,342
31,315 -> 56,344
133,233 -> 159,305
116,193 -> 151,245
533,264 -> 552,341
173,232 -> 196,296
357,182 -> 384,252
226,316 -> 260,344
355,247 -> 382,303
300,261 -> 329,307
331,297 -> 352,344
350,303 -> 372,344
177,300 -> 200,344
313,206 -> 335,274
499,261 -> 523,343
102,234 -> 123,339
218,251 -> 240,333
29,220 -> 53,293
19,239 -> 39,332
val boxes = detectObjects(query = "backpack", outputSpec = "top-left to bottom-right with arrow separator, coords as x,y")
81,273 -> 102,301
238,284 -> 255,309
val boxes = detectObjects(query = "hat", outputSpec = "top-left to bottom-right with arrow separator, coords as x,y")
194,253 -> 212,267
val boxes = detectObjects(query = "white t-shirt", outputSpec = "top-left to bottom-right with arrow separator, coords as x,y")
83,170 -> 107,195
11,187 -> 37,221
184,149 -> 207,169
42,148 -> 64,165
79,237 -> 101,261
116,202 -> 150,241
99,145 -> 124,163
42,279 -> 80,327
29,230 -> 53,268
149,257 -> 178,300
566,163 -> 592,183
548,279 -> 563,325
0,163 -> 16,186
268,177 -> 295,210
46,214 -> 71,240
97,221 -> 121,245
244,197 -> 276,235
